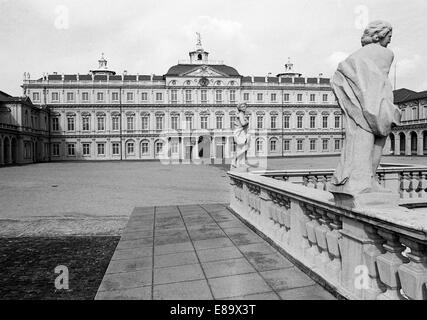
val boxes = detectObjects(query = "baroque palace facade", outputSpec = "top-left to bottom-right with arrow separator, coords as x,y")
17,41 -> 344,163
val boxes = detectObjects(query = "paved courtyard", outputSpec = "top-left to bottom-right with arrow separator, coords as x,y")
96,203 -> 336,300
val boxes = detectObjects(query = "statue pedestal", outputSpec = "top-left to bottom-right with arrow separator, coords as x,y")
331,191 -> 400,209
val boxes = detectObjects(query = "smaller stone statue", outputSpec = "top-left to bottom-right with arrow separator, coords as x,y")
231,103 -> 250,172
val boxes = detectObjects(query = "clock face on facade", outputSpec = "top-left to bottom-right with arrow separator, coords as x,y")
199,77 -> 209,87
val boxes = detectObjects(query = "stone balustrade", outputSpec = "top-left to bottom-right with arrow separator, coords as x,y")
228,171 -> 427,300
254,165 -> 427,200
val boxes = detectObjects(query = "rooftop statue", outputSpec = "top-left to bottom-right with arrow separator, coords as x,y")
328,20 -> 402,207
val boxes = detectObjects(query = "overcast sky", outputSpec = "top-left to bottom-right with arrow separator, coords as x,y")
1,0 -> 426,96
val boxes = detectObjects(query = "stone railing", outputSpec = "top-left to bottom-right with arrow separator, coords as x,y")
253,165 -> 427,201
228,171 -> 427,300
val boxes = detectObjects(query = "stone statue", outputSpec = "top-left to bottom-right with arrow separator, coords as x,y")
231,103 -> 250,171
329,20 -> 402,207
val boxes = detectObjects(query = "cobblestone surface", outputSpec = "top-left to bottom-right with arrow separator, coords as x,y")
0,236 -> 119,299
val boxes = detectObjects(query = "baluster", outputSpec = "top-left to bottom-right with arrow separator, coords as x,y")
362,225 -> 386,299
314,207 -> 332,274
376,229 -> 410,300
409,172 -> 420,198
325,212 -> 342,285
419,172 -> 427,198
298,203 -> 312,264
398,237 -> 427,300
305,204 -> 321,267
400,172 -> 411,199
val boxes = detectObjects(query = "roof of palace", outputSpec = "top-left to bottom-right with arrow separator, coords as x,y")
0,90 -> 34,106
394,88 -> 427,104
165,64 -> 241,77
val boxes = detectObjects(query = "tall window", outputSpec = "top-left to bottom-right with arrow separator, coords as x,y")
141,141 -> 149,155
97,143 -> 105,155
216,116 -> 223,129
310,94 -> 316,102
82,92 -> 89,101
112,92 -> 119,101
82,143 -> 90,156
67,143 -> 75,156
185,116 -> 193,130
335,139 -> 341,150
297,94 -> 303,102
126,92 -> 134,101
297,115 -> 303,128
323,116 -> 329,128
141,92 -> 148,101
230,90 -> 236,102
156,92 -> 163,101
310,115 -> 316,129
256,139 -> 263,152
334,116 -> 340,128
200,116 -> 208,129
322,139 -> 329,151
297,139 -> 304,151
97,116 -> 105,131
201,90 -> 207,103
156,116 -> 163,130
52,143 -> 60,156
271,93 -> 276,102
52,118 -> 59,131
127,117 -> 134,131
257,116 -> 263,129
257,93 -> 263,102
284,93 -> 290,102
270,116 -> 277,129
171,141 -> 178,154
171,90 -> 177,103
283,140 -> 290,151
230,116 -> 236,129
141,116 -> 149,130
112,143 -> 120,155
67,117 -> 75,131
67,92 -> 74,102
127,142 -> 135,155
270,140 -> 277,152
97,92 -> 104,101
310,139 -> 316,151
155,142 -> 163,154
185,90 -> 192,103
52,92 -> 59,102
243,93 -> 250,101
112,117 -> 119,131
323,94 -> 328,102
215,90 -> 222,103
82,117 -> 90,131
283,116 -> 290,129
33,92 -> 40,101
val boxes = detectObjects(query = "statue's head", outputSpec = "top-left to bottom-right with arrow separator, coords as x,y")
237,103 -> 247,112
361,20 -> 393,48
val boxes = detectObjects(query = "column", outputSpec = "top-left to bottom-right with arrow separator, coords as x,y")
394,134 -> 400,156
417,132 -> 424,156
405,134 -> 411,156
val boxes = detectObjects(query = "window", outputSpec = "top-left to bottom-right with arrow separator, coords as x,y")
186,116 -> 193,130
322,139 -> 329,151
323,116 -> 329,128
201,90 -> 207,103
230,90 -> 236,102
112,92 -> 119,101
310,94 -> 316,102
67,92 -> 74,102
81,92 -> 89,101
216,116 -> 223,129
141,92 -> 148,101
297,94 -> 303,102
126,92 -> 134,101
97,143 -> 105,155
243,93 -> 250,101
82,117 -> 90,131
127,142 -> 135,155
156,116 -> 163,130
310,139 -> 316,151
297,139 -> 304,151
127,117 -> 134,131
141,142 -> 149,155
156,92 -> 163,101
230,116 -> 236,129
82,143 -> 90,156
323,94 -> 328,102
215,90 -> 222,103
257,116 -> 263,129
297,115 -> 303,128
112,143 -> 120,155
52,118 -> 59,131
256,139 -> 263,152
67,117 -> 75,131
283,116 -> 290,129
171,141 -> 178,154
335,116 -> 340,128
268,93 -> 276,103
67,143 -> 75,156
141,116 -> 149,130
257,93 -> 263,102
33,92 -> 40,101
112,117 -> 119,131
97,92 -> 104,101
155,142 -> 163,154
52,143 -> 60,156
283,140 -> 290,151
335,139 -> 341,150
284,93 -> 290,102
270,140 -> 277,151
52,92 -> 59,101
171,90 -> 177,103
201,116 -> 208,129
310,115 -> 316,128
97,117 -> 105,131
185,90 -> 192,103
270,116 -> 277,129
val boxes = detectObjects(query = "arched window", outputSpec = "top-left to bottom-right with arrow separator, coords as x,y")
155,141 -> 164,155
141,140 -> 149,156
256,139 -> 264,152
126,140 -> 135,155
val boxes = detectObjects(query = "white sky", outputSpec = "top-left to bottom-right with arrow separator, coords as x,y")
1,0 -> 426,96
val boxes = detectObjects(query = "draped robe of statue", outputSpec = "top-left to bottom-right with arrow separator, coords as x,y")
329,43 -> 401,196
231,115 -> 249,170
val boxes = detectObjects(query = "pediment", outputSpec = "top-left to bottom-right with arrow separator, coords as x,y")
181,65 -> 227,77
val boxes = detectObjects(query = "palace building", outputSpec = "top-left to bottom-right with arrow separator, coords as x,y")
18,39 -> 344,163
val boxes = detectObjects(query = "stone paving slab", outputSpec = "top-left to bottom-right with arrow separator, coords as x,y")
95,203 -> 336,300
